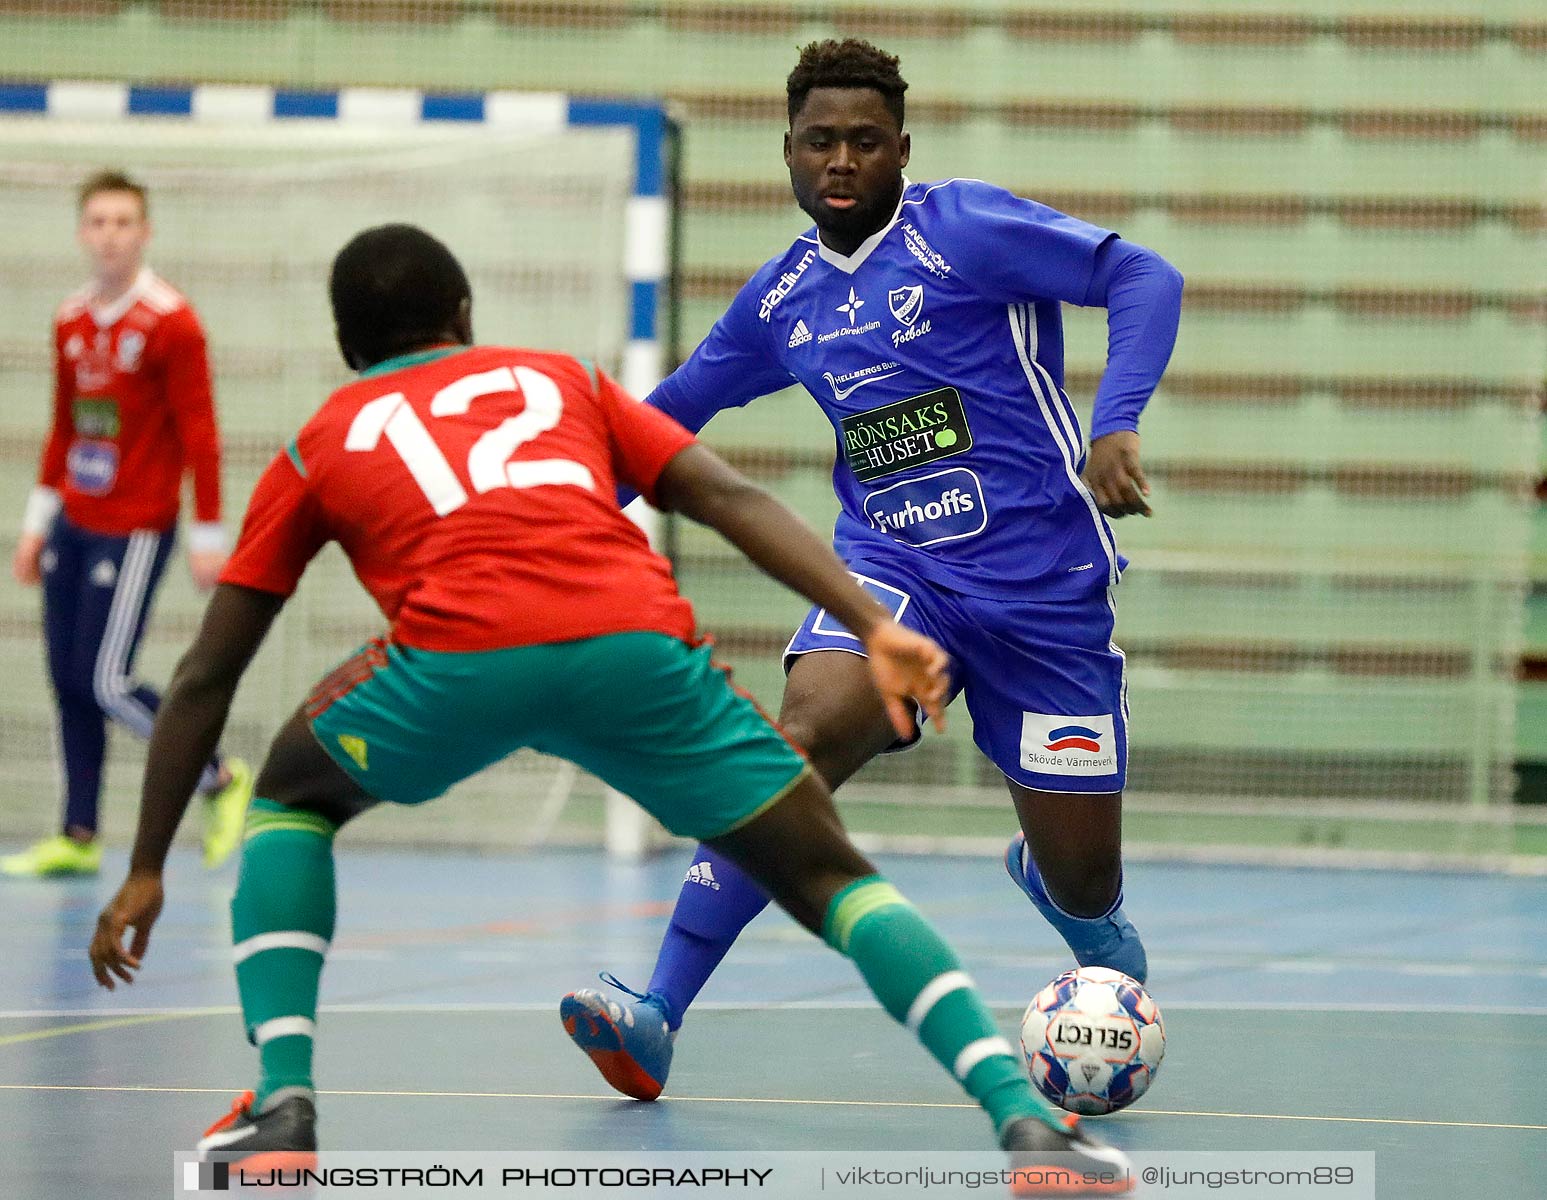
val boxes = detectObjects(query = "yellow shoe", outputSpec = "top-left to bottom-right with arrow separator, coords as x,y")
203,756 -> 254,869
1,834 -> 102,877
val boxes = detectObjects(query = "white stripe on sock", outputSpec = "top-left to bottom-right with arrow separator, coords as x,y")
233,932 -> 330,965
905,969 -> 974,1033
253,1016 -> 315,1045
953,1036 -> 1016,1081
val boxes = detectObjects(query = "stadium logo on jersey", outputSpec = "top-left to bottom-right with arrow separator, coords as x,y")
901,222 -> 953,279
841,386 -> 972,482
1019,713 -> 1118,777
684,861 -> 721,891
787,319 -> 812,349
759,249 -> 816,321
66,439 -> 119,496
824,362 -> 900,402
888,285 -> 924,327
116,329 -> 146,372
862,466 -> 987,547
836,287 -> 866,326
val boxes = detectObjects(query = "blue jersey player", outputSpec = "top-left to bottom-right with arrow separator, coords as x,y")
563,39 -> 1183,1108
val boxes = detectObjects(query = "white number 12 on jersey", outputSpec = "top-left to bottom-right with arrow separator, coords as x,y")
343,365 -> 595,516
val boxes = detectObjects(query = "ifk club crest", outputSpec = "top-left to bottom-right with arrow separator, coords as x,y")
888,285 -> 924,326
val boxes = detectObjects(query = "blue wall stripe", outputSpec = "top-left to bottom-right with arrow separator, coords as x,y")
421,92 -> 484,122
11,84 -> 665,198
566,98 -> 644,128
630,281 -> 658,340
272,89 -> 338,119
128,86 -> 193,116
0,84 -> 49,113
567,98 -> 666,197
631,106 -> 666,198
12,82 -> 667,367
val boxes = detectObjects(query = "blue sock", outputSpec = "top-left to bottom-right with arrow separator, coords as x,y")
1013,838 -> 1148,984
645,846 -> 769,1029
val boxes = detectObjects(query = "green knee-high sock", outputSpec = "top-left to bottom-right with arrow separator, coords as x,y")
230,798 -> 337,1113
823,875 -> 1065,1140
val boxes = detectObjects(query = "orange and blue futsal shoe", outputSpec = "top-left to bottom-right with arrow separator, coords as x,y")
1001,1112 -> 1135,1196
559,974 -> 675,1101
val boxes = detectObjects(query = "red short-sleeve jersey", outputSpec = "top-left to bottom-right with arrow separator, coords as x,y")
221,345 -> 700,652
43,268 -> 221,534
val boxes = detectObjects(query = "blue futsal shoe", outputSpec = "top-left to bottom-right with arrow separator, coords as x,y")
560,974 -> 675,1101
1006,833 -> 1148,985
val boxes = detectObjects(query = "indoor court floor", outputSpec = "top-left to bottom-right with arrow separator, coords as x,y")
0,845 -> 1542,1198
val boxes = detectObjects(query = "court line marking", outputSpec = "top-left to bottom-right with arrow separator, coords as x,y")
0,1083 -> 1540,1132
1133,1108 -> 1547,1132
339,902 -> 674,948
0,1009 -> 228,1048
3,1000 -> 1546,1019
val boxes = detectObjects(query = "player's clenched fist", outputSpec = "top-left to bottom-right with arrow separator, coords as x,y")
862,620 -> 950,738
11,533 -> 45,585
1083,430 -> 1152,519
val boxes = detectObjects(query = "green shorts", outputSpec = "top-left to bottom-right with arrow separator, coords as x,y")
305,631 -> 810,841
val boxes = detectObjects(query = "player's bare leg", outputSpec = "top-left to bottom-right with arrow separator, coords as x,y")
559,648 -> 904,1095
779,648 -> 906,789
253,706 -> 378,828
1006,782 -> 1147,983
198,707 -> 377,1169
562,647 -> 897,1031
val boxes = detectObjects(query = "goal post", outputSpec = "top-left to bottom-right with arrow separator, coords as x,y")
0,82 -> 679,856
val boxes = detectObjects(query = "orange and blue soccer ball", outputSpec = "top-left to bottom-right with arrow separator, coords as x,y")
1019,966 -> 1166,1115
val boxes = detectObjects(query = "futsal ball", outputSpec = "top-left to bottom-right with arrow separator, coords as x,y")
1019,966 -> 1165,1115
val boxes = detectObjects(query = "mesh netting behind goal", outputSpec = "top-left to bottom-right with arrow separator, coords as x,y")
0,115 -> 640,849
675,379 -> 1535,871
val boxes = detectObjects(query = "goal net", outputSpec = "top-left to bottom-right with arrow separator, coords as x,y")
676,369 -> 1536,871
0,107 -> 656,850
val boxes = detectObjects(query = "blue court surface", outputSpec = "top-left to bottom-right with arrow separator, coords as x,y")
0,846 -> 1542,1198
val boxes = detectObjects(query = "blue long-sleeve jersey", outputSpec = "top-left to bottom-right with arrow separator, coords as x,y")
651,178 -> 1183,600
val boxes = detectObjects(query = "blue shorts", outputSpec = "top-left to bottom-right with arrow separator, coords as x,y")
784,559 -> 1128,793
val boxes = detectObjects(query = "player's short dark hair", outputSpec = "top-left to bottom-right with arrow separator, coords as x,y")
78,169 -> 148,217
329,224 -> 471,368
786,38 -> 907,130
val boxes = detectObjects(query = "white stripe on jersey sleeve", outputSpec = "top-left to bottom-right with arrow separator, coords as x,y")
141,273 -> 187,315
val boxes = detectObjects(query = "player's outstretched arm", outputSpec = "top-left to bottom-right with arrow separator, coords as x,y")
654,445 -> 948,736
90,583 -> 285,989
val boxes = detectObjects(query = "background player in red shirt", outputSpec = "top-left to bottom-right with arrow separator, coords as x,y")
6,170 -> 252,878
87,225 -> 1131,1192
